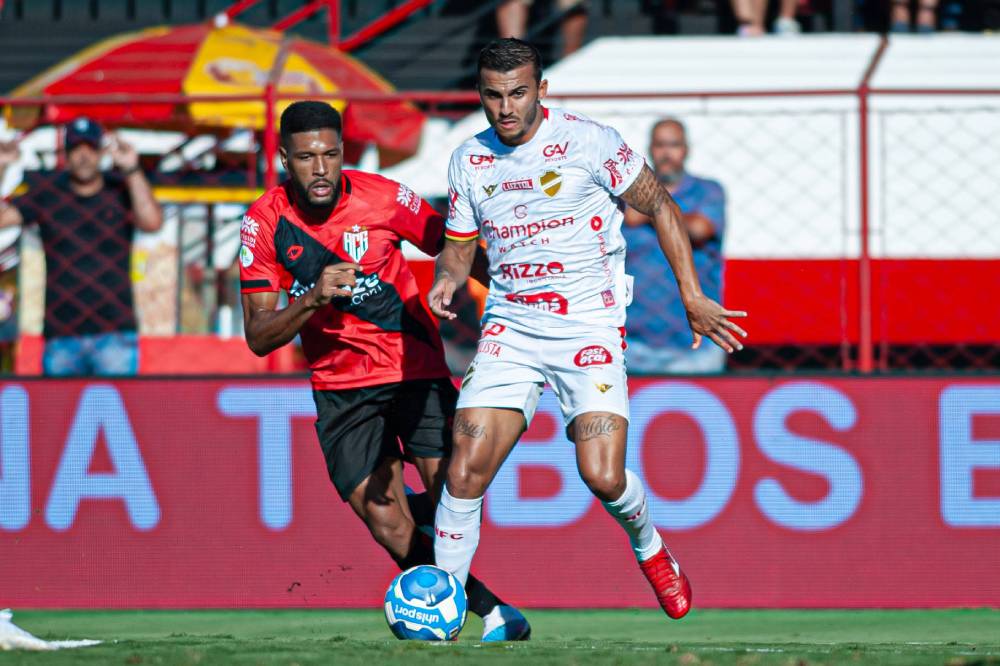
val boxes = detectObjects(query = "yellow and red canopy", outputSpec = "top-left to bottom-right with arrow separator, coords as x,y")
6,23 -> 423,160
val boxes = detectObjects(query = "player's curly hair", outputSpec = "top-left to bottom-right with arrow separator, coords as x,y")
280,101 -> 342,145
477,38 -> 543,84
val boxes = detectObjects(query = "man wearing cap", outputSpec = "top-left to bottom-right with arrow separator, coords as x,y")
0,118 -> 162,375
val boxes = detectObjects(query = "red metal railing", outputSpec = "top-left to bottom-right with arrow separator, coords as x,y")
338,0 -> 435,51
221,0 -> 433,50
272,0 -> 339,45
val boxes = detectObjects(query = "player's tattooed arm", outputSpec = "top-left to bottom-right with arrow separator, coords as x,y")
428,238 -> 478,320
621,164 -> 749,354
620,164 -> 678,220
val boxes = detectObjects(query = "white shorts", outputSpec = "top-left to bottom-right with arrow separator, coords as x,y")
456,321 -> 629,427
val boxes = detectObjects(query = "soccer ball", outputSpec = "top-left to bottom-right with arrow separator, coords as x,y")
383,565 -> 467,641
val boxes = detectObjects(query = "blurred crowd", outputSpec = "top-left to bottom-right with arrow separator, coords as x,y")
498,0 -> 997,42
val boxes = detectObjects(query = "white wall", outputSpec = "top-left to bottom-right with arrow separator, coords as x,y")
384,34 -> 1000,261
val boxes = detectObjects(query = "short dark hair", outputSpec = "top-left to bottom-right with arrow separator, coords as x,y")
280,101 -> 342,144
477,38 -> 543,84
651,118 -> 687,140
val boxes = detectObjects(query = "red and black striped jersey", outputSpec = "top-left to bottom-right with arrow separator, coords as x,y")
240,171 -> 449,390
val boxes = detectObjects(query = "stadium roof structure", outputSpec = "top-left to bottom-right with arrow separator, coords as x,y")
3,21 -> 425,164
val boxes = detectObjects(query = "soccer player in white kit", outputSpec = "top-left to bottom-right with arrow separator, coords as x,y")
428,38 -> 748,621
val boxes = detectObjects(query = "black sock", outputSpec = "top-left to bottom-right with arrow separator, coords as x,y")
463,574 -> 504,619
403,490 -> 506,618
405,488 -> 435,525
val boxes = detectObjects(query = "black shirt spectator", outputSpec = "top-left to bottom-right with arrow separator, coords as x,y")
14,171 -> 137,338
0,118 -> 163,375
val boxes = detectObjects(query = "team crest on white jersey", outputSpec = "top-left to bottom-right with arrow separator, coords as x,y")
539,170 -> 562,197
343,225 -> 369,262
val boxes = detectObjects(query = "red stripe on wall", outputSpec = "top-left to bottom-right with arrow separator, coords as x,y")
724,259 -> 1000,345
15,258 -> 993,376
408,257 -> 1000,345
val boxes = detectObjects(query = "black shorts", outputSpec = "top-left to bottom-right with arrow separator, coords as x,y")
313,378 -> 457,501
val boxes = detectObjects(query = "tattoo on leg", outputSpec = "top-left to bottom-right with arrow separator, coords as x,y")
455,416 -> 488,440
575,416 -> 623,443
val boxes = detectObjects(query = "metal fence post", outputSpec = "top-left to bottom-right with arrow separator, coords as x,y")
857,38 -> 888,373
264,83 -> 277,190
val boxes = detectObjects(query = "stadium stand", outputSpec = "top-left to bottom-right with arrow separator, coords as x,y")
0,0 -> 849,95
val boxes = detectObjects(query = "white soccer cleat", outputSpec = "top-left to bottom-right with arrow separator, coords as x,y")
481,604 -> 531,642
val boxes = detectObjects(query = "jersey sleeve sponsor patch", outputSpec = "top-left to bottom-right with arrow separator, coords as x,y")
445,148 -> 480,240
387,178 -> 446,257
395,183 -> 422,215
239,202 -> 281,293
592,124 -> 644,196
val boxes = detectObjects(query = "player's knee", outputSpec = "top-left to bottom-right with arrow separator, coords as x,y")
580,467 -> 626,502
445,463 -> 488,499
445,446 -> 491,499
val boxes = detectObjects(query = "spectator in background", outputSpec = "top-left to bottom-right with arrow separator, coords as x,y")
0,118 -> 162,376
497,0 -> 588,56
731,0 -> 801,34
624,118 -> 728,374
891,0 -> 939,31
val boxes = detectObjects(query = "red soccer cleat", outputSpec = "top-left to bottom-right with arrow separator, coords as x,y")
639,546 -> 692,619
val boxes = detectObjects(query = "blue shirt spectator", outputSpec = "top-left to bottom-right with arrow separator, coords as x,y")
623,118 -> 727,374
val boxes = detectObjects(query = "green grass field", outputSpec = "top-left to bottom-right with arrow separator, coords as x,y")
2,609 -> 998,665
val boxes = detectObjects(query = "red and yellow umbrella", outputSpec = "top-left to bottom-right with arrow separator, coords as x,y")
5,22 -> 423,163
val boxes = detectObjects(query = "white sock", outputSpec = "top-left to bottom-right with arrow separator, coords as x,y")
602,469 -> 664,562
433,486 -> 483,586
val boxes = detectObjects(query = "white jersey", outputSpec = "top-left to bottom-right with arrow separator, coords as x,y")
445,107 -> 645,331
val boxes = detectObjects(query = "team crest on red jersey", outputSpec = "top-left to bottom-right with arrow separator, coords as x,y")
343,225 -> 369,262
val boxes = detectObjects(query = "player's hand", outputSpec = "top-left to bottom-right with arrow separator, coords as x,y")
685,294 -> 748,353
0,140 -> 20,168
428,274 -> 458,320
108,135 -> 140,172
307,262 -> 360,307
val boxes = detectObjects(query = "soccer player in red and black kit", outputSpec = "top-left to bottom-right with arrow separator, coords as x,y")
239,101 -> 529,641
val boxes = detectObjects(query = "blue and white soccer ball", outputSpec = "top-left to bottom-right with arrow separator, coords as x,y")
384,565 -> 467,641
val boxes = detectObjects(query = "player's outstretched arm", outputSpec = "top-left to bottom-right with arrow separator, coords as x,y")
621,165 -> 748,353
428,238 -> 478,320
242,262 -> 358,356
